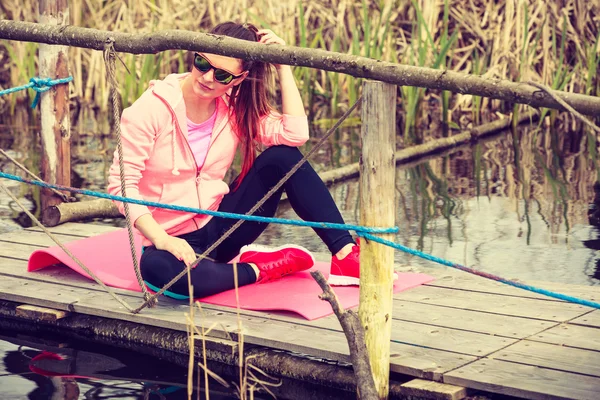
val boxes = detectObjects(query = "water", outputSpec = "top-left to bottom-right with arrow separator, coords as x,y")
0,328 -> 232,399
0,321 -> 362,399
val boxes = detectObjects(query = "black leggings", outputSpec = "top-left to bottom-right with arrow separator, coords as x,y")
140,145 -> 354,298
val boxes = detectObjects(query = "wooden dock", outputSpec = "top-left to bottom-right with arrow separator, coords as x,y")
1,222 -> 599,399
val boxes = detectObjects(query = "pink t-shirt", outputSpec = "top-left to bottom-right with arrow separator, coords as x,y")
186,109 -> 217,168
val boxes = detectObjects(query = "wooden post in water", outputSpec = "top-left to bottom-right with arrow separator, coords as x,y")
358,80 -> 396,399
39,0 -> 71,224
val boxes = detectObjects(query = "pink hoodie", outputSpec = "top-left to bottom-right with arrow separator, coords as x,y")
107,73 -> 309,246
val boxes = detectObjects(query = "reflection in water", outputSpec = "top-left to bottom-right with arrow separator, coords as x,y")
1,122 -> 599,285
0,330 -> 238,400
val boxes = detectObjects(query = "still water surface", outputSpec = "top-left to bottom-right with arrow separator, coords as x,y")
0,329 -> 245,399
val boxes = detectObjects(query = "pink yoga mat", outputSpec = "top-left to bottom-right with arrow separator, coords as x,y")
28,228 -> 434,320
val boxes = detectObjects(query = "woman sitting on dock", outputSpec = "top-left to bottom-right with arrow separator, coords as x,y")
107,21 -> 372,299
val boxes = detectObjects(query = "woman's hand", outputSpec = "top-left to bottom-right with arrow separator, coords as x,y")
257,29 -> 287,71
257,29 -> 286,46
154,235 -> 198,267
255,28 -> 304,115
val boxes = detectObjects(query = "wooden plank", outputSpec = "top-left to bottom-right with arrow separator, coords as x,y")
388,345 -> 476,381
399,379 -> 468,400
418,267 -> 600,303
389,320 -> 516,357
393,300 -> 554,339
0,259 -> 103,288
418,267 -> 557,301
26,222 -> 119,237
16,304 -> 70,321
529,323 -> 600,352
0,229 -> 80,247
444,358 -> 600,400
0,273 -> 476,381
0,241 -> 50,261
570,310 -> 600,328
395,285 -> 589,322
493,340 -> 600,378
525,280 -> 600,303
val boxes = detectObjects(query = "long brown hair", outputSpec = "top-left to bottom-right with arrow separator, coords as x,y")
210,22 -> 272,188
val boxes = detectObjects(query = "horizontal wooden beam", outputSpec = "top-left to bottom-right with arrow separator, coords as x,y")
1,20 -> 600,116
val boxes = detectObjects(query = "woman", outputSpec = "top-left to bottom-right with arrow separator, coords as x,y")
107,22 -> 363,299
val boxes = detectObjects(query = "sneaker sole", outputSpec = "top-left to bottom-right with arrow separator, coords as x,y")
239,243 -> 316,265
328,272 -> 399,286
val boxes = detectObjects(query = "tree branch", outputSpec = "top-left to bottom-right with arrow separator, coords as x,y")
1,20 -> 600,116
311,270 -> 379,400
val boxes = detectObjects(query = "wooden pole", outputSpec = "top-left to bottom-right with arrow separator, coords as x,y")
38,0 -> 71,224
358,81 -> 397,399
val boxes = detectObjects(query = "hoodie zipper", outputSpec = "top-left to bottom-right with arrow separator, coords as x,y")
154,91 -> 228,207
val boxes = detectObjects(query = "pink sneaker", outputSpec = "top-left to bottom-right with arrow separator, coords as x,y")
328,240 -> 398,286
239,244 -> 315,283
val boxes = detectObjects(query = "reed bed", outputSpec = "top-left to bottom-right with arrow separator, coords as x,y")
0,0 -> 598,142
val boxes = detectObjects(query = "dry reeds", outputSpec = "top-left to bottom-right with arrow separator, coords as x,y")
0,0 -> 598,139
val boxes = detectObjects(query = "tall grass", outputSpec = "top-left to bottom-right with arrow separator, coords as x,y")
0,0 -> 598,144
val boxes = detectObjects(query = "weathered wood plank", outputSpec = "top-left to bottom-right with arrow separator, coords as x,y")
0,229 -> 80,248
395,285 -> 589,322
444,358 -> 600,400
390,320 -> 516,356
400,379 -> 468,400
493,340 -> 600,378
388,346 -> 475,381
418,267 -> 600,303
0,241 -> 51,261
393,300 -> 554,339
570,310 -> 600,328
26,222 -> 119,237
529,323 -> 600,352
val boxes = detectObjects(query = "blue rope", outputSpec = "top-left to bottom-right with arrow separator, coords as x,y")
0,171 -> 398,234
0,76 -> 73,108
359,232 -> 600,310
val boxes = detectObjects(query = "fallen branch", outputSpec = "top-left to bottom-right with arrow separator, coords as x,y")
41,198 -> 121,227
1,20 -> 600,115
319,110 -> 540,185
311,270 -> 378,400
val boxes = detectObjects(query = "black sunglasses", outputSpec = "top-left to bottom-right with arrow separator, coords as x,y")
193,53 -> 244,85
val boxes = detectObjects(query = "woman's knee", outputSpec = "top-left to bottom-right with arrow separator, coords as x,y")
140,247 -> 181,284
255,145 -> 302,169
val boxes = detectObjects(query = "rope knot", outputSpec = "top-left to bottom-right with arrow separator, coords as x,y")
29,77 -> 53,92
27,76 -> 73,108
